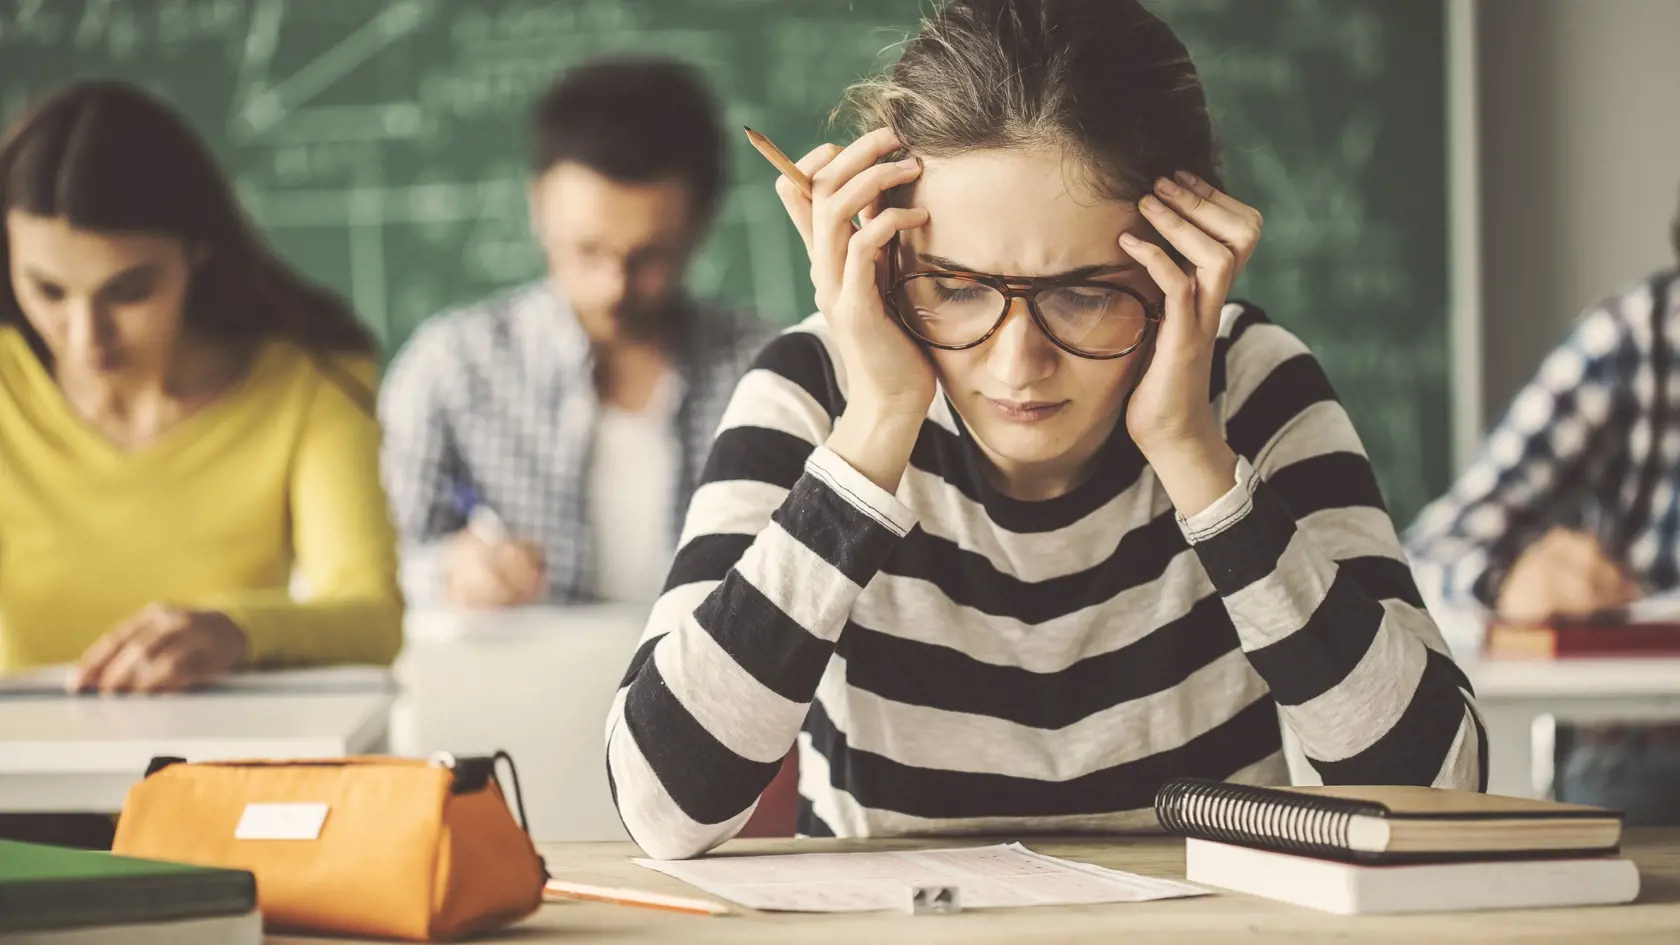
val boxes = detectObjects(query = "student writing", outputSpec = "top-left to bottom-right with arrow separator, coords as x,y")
1408,186 -> 1680,823
0,81 -> 403,692
380,59 -> 770,608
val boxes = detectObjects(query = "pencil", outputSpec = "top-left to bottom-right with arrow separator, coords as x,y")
744,126 -> 811,198
543,879 -> 733,917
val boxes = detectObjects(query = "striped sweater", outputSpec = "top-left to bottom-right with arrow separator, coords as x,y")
606,303 -> 1485,859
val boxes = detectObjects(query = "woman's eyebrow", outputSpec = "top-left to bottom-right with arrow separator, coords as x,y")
96,262 -> 162,292
913,253 -> 1140,279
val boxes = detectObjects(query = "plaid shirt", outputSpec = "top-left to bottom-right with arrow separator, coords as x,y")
379,280 -> 771,604
1406,269 -> 1680,609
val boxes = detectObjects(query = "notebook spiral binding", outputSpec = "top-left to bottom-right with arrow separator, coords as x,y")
1154,778 -> 1383,860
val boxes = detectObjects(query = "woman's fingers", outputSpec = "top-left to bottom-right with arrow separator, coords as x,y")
841,207 -> 928,306
1174,171 -> 1263,228
73,612 -> 153,691
809,127 -> 902,198
72,630 -> 129,691
857,197 -> 881,229
828,159 -> 921,230
804,129 -> 913,312
1153,174 -> 1262,274
131,641 -> 202,694
1137,195 -> 1234,332
810,129 -> 905,253
101,614 -> 183,693
1120,231 -> 1196,354
99,640 -> 155,693
774,143 -> 845,255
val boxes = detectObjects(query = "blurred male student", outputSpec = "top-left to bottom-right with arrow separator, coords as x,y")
381,58 -> 768,607
1407,191 -> 1680,823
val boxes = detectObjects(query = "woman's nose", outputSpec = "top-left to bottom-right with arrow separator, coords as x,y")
985,297 -> 1058,390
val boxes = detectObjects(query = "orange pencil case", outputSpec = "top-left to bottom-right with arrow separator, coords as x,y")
111,752 -> 545,941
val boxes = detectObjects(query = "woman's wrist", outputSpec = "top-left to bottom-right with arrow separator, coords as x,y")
825,402 -> 924,494
1141,433 -> 1240,520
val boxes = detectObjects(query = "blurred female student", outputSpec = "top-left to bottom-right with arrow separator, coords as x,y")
608,0 -> 1483,859
0,80 -> 403,694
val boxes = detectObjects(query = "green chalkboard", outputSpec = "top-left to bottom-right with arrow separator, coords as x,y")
0,0 -> 1448,520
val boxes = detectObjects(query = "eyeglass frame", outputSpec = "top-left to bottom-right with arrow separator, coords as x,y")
886,267 -> 1164,361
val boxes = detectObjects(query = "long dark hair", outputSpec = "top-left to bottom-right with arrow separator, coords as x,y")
0,80 -> 374,358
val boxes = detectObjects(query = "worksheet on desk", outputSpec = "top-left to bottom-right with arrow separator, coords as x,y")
1624,589 -> 1680,623
635,842 -> 1208,913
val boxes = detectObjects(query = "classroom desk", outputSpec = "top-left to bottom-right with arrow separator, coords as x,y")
0,683 -> 393,813
283,830 -> 1680,945
1463,657 -> 1680,799
395,605 -> 648,842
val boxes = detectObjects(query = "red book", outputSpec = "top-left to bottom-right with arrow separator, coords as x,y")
1485,619 -> 1680,659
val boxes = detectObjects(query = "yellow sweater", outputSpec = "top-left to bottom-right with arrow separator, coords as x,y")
0,327 -> 403,671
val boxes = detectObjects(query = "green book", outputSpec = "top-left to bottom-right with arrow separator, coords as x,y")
0,840 -> 256,934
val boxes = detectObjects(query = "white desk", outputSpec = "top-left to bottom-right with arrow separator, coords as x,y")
1465,656 -> 1680,798
0,679 -> 393,813
394,605 -> 647,843
1429,600 -> 1680,797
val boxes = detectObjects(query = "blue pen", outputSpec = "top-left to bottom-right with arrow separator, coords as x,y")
452,483 -> 510,544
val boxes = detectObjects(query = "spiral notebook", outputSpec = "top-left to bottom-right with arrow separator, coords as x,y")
1154,778 -> 1623,864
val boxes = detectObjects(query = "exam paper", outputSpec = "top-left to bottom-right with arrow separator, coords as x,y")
635,842 -> 1208,913
1624,589 -> 1680,624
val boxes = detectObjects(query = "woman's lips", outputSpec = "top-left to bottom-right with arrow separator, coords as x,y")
984,397 -> 1069,422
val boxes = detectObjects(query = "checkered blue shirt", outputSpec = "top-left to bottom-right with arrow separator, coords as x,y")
1406,269 -> 1680,608
379,280 -> 772,604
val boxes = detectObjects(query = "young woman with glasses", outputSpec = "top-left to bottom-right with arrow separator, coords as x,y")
609,0 -> 1483,859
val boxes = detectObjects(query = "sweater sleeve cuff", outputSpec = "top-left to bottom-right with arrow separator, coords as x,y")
804,445 -> 919,537
1176,455 -> 1259,544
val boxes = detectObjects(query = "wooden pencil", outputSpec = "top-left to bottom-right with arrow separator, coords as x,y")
543,879 -> 733,917
744,126 -> 811,198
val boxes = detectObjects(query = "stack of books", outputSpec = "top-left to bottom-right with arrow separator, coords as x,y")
0,840 -> 259,943
1154,778 -> 1640,915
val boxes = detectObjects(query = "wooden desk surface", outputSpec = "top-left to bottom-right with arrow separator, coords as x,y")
280,830 -> 1680,944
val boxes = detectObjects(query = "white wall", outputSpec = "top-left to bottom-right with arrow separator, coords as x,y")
1475,0 -> 1680,429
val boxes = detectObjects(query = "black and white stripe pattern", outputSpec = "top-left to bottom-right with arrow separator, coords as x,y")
607,303 -> 1484,859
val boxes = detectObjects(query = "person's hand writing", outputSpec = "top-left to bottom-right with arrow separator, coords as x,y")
72,605 -> 247,694
773,127 -> 935,492
443,530 -> 546,608
1497,527 -> 1641,622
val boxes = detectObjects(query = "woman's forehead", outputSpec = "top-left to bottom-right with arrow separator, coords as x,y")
905,147 -> 1141,276
6,211 -> 181,279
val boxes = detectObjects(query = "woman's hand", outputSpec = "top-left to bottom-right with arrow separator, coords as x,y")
71,604 -> 248,694
774,128 -> 935,491
1122,171 -> 1264,517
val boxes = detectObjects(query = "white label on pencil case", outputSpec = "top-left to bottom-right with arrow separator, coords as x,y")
234,802 -> 330,840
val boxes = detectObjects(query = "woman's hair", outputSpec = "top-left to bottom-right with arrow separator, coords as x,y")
840,0 -> 1221,202
0,80 -> 374,356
